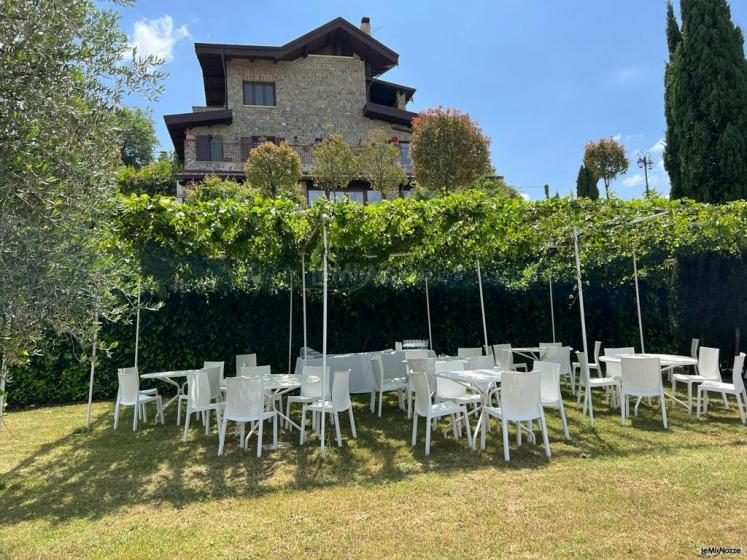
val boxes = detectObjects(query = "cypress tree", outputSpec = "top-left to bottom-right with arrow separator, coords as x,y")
575,164 -> 599,200
664,0 -> 747,202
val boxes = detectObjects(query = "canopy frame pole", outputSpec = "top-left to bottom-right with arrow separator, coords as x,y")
301,253 -> 307,361
288,272 -> 293,374
573,226 -> 592,425
549,273 -> 556,343
633,247 -> 645,353
425,274 -> 433,351
320,225 -> 328,456
134,282 -> 141,369
476,260 -> 489,352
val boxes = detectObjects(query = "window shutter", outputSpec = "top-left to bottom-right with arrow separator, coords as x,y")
240,137 -> 252,162
195,135 -> 210,161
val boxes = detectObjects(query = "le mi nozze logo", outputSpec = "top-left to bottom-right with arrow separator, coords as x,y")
700,546 -> 743,558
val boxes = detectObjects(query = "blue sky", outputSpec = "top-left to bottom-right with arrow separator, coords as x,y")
118,0 -> 747,199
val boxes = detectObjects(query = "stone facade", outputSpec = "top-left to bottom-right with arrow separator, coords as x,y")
183,54 -> 411,176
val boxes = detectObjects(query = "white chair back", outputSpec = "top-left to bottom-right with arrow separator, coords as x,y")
576,351 -> 591,385
604,347 -> 635,357
468,354 -> 495,371
235,353 -> 257,373
204,361 -> 224,383
492,344 -> 510,365
500,371 -> 543,421
370,356 -> 384,391
690,338 -> 700,359
435,360 -> 467,399
457,347 -> 483,358
301,365 -> 328,398
188,370 -> 213,408
604,347 -> 634,378
621,357 -> 662,396
224,376 -> 264,420
543,346 -> 572,375
411,371 -> 433,416
592,341 -> 602,364
494,348 -> 513,370
733,353 -> 746,394
540,342 -> 562,348
435,360 -> 465,373
698,346 -> 720,381
408,357 -> 436,389
202,366 -> 222,400
533,360 -> 561,402
239,365 -> 271,377
331,370 -> 352,411
404,349 -> 429,360
117,368 -> 141,405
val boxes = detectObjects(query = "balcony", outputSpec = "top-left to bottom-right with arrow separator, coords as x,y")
182,139 -> 413,177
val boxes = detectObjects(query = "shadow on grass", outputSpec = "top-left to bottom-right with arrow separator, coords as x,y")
0,388 -> 744,525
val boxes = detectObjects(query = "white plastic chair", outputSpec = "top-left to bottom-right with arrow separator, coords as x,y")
239,365 -> 271,377
435,360 -> 481,424
203,362 -> 223,401
577,351 -> 620,426
534,361 -> 570,440
235,353 -> 257,373
113,368 -> 164,431
204,361 -> 225,384
468,354 -> 495,371
620,357 -> 668,429
300,370 -> 357,447
478,371 -> 550,461
539,342 -> 562,348
410,371 -> 472,455
543,346 -> 574,394
690,338 -> 700,359
285,365 -> 328,430
672,346 -> 726,414
406,357 -> 436,418
493,344 -> 527,371
697,353 -> 746,424
403,349 -> 429,360
572,341 -> 602,392
218,376 -> 276,456
457,347 -> 483,358
369,355 -> 406,417
182,369 -> 225,442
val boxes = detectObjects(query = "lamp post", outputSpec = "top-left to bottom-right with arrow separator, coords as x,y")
637,152 -> 654,197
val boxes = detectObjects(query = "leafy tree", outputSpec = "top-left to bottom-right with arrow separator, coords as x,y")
0,0 -> 163,418
664,0 -> 747,202
576,164 -> 599,200
186,175 -> 258,202
116,152 -> 178,196
543,184 -> 550,200
583,138 -> 629,199
116,106 -> 157,168
310,132 -> 358,197
471,175 -> 520,198
410,107 -> 492,193
357,129 -> 406,199
244,141 -> 302,199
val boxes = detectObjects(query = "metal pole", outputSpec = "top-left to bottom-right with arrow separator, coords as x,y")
320,226 -> 328,456
0,354 -> 6,428
476,260 -> 489,352
86,316 -> 99,429
301,253 -> 307,361
573,226 -> 593,425
425,275 -> 433,351
134,284 -> 141,368
549,274 -> 556,343
633,248 -> 645,353
288,272 -> 293,374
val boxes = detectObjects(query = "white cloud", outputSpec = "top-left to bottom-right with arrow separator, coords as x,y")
650,138 -> 666,154
612,133 -> 622,142
621,174 -> 646,188
129,16 -> 189,63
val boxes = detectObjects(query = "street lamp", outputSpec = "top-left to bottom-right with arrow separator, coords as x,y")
637,152 -> 654,197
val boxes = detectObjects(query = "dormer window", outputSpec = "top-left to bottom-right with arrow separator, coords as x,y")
243,81 -> 276,106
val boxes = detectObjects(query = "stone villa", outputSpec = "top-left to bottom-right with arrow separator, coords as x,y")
164,17 -> 418,203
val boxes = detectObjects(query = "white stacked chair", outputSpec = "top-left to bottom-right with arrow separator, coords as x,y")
602,347 -> 635,380
543,346 -> 574,394
435,360 -> 481,434
690,338 -> 700,359
369,355 -> 406,417
204,360 -> 225,384
203,362 -> 223,401
300,370 -> 357,447
285,365 -> 328,430
406,357 -> 436,418
577,351 -> 620,426
478,370 -> 550,462
572,341 -> 602,393
239,364 -> 281,411
113,367 -> 164,431
697,353 -> 746,424
235,353 -> 257,373
410,371 -> 472,455
218,376 -> 276,457
457,347 -> 483,358
672,346 -> 727,414
620,357 -> 668,429
182,369 -> 224,442
534,360 -> 570,440
493,343 -> 527,371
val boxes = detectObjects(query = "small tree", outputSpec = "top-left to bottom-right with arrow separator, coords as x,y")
575,164 -> 600,200
244,141 -> 302,199
310,132 -> 357,197
116,106 -> 157,168
357,129 -> 406,199
544,184 -> 550,199
471,175 -> 520,198
116,152 -> 178,196
410,107 -> 491,193
583,138 -> 629,199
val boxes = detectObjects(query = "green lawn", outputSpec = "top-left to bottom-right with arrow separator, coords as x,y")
0,389 -> 745,559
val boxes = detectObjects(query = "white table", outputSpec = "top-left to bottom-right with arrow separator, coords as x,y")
598,353 -> 697,408
295,350 -> 436,393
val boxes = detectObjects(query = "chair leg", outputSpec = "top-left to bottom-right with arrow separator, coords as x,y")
587,387 -> 595,426
133,399 -> 139,432
424,415 -> 432,455
240,422 -> 246,449
540,415 -> 551,458
735,393 -> 746,424
348,407 -> 357,438
696,387 -> 703,420
576,384 -> 583,409
176,396 -> 182,426
218,416 -> 228,455
182,405 -> 191,442
516,420 -> 522,446
558,401 -> 570,440
285,398 -> 292,430
462,408 -> 472,449
411,414 -> 418,446
378,390 -> 383,417
113,398 -> 120,430
660,391 -> 668,429
569,370 -> 575,395
300,407 -> 307,445
370,391 -> 375,413
621,394 -> 626,425
205,409 -> 210,435
478,411 -> 487,450
158,397 -> 165,425
273,413 -> 278,448
334,412 -> 342,447
502,418 -> 510,462
407,389 -> 412,419
257,418 -> 263,458
142,403 -> 148,423
687,382 -> 693,415
722,393 -> 730,409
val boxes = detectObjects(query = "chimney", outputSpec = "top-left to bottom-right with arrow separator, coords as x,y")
360,17 -> 371,35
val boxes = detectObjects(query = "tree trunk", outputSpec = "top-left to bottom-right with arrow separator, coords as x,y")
0,354 -> 6,428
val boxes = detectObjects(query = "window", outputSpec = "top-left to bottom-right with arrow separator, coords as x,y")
195,135 -> 223,161
243,82 -> 276,106
399,141 -> 411,166
366,190 -> 382,203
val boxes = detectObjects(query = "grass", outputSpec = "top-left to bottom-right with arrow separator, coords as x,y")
0,387 -> 746,559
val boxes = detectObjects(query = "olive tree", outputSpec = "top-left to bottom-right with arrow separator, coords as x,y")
357,129 -> 407,199
310,132 -> 358,197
